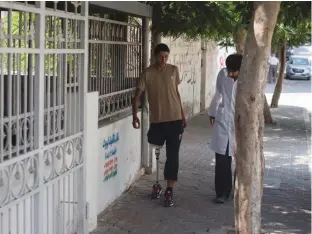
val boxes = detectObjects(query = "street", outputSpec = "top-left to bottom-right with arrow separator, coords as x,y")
92,80 -> 311,234
265,79 -> 312,112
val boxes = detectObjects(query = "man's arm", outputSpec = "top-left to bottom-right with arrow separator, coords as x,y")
175,67 -> 186,127
132,71 -> 146,128
132,88 -> 144,116
176,85 -> 186,121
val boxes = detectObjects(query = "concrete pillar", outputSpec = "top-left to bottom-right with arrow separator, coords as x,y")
84,92 -> 99,231
141,17 -> 153,173
200,39 -> 208,112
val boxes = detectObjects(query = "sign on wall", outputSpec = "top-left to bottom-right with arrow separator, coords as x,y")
102,133 -> 120,181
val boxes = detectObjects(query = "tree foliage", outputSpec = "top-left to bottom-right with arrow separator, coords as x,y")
144,1 -> 236,41
272,1 -> 311,49
144,1 -> 310,51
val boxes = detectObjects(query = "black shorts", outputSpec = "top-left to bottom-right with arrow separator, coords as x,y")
147,120 -> 183,181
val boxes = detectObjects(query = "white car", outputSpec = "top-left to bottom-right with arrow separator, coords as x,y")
285,55 -> 311,80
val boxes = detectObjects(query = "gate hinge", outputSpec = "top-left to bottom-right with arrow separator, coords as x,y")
85,202 -> 89,220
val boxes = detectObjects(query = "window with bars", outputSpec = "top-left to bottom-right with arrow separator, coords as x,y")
88,11 -> 143,120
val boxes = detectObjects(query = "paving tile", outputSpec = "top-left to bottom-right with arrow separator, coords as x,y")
91,104 -> 311,234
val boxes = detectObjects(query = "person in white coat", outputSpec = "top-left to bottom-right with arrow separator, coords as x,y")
208,54 -> 242,204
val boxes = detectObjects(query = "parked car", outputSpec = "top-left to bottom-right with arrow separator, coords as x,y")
286,48 -> 294,61
285,55 -> 311,80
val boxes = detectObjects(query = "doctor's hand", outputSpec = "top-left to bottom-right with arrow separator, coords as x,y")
209,116 -> 215,126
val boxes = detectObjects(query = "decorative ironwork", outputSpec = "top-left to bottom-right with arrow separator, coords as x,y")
0,153 -> 39,207
0,1 -> 87,233
43,135 -> 83,183
88,15 -> 143,120
98,88 -> 135,120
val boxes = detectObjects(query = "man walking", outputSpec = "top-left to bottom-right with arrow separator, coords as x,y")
132,43 -> 186,207
268,53 -> 279,83
208,54 -> 242,204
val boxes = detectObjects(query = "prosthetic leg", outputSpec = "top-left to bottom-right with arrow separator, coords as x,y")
150,144 -> 163,199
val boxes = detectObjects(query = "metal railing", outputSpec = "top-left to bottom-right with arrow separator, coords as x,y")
0,2 -> 87,233
0,9 -> 84,161
88,15 -> 143,120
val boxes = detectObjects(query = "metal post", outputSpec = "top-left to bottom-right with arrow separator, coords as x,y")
141,17 -> 152,173
34,2 -> 45,234
81,2 -> 89,233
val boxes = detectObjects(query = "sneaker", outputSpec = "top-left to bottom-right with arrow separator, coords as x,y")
164,189 -> 174,207
215,197 -> 225,204
150,184 -> 162,199
224,195 -> 232,201
225,192 -> 233,201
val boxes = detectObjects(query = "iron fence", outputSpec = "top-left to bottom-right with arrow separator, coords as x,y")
0,6 -> 84,161
0,1 -> 87,233
88,15 -> 142,120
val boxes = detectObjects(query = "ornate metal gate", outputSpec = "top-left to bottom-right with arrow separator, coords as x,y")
0,1 -> 88,233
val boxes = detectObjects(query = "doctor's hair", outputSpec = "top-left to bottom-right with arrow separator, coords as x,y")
154,43 -> 170,55
226,54 -> 243,72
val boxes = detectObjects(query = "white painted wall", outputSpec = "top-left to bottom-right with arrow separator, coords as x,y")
85,92 -> 100,231
84,92 -> 144,232
96,114 -> 144,214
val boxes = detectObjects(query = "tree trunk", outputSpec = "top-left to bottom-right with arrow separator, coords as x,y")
235,2 -> 280,234
264,95 -> 273,124
270,42 -> 286,108
233,28 -> 273,124
234,28 -> 247,55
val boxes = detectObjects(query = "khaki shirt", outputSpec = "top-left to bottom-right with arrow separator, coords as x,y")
137,64 -> 182,123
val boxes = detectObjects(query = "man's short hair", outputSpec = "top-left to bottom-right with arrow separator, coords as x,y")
226,54 -> 243,72
154,43 -> 170,55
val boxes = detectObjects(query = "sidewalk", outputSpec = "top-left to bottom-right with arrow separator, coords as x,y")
91,105 -> 311,234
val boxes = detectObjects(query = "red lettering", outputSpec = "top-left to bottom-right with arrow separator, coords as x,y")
104,159 -> 114,168
219,56 -> 225,68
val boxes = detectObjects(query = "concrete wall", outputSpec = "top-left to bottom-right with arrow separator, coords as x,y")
85,92 -> 144,232
163,37 -> 236,117
202,42 -> 236,110
97,114 -> 144,213
163,37 -> 202,119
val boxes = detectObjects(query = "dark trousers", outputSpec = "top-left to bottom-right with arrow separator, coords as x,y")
215,143 -> 232,198
268,65 -> 278,83
147,120 -> 183,181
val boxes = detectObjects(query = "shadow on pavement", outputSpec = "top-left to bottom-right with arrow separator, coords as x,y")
261,105 -> 311,234
92,105 -> 311,234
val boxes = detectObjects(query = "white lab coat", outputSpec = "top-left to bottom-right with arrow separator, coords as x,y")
208,68 -> 237,157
